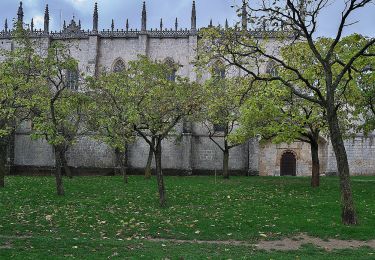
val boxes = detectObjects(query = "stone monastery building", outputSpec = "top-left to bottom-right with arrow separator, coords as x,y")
0,2 -> 374,176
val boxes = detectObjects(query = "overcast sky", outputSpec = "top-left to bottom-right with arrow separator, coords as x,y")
0,0 -> 374,37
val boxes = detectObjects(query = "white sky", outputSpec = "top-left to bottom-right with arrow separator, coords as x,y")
0,0 -> 374,37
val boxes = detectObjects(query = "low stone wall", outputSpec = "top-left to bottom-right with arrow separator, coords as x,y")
11,131 -> 375,177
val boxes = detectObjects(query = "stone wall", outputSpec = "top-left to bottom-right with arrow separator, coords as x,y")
326,135 -> 375,176
3,24 -> 375,177
13,125 -> 251,175
258,140 -> 328,176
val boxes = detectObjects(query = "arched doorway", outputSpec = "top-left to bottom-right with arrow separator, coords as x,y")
280,151 -> 296,176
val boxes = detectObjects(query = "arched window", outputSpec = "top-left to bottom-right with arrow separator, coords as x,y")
266,61 -> 278,77
164,57 -> 177,81
213,60 -> 225,79
214,124 -> 226,132
212,60 -> 226,132
66,69 -> 79,90
113,59 -> 126,73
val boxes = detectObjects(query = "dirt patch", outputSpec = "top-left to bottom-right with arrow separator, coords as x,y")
146,234 -> 375,251
147,237 -> 253,247
0,242 -> 13,249
0,235 -> 31,239
256,234 -> 375,251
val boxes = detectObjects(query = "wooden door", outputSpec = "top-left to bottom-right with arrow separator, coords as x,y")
280,152 -> 296,176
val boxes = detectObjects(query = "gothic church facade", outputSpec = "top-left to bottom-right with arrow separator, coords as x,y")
0,2 -> 374,176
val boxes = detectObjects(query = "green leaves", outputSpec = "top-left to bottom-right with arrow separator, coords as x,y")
198,25 -> 375,146
86,65 -> 139,152
87,56 -> 203,152
129,56 -> 203,141
27,42 -> 89,149
0,28 -> 41,139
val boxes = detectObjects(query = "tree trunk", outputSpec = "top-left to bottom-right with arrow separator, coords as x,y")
223,148 -> 229,179
155,140 -> 166,207
222,136 -> 230,179
116,149 -> 128,184
327,109 -> 358,225
61,150 -> 73,179
0,140 -> 7,188
54,147 -> 65,196
144,145 -> 153,179
310,139 -> 320,188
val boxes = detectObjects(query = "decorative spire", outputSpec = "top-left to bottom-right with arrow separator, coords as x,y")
141,1 -> 147,31
126,19 -> 129,31
44,4 -> 49,34
17,1 -> 24,26
209,19 -> 213,27
31,18 -> 34,32
4,19 -> 8,32
175,17 -> 178,31
93,2 -> 98,32
241,0 -> 248,30
160,18 -> 163,31
191,1 -> 196,31
111,19 -> 114,31
63,20 -> 66,30
225,19 -> 229,29
78,20 -> 81,29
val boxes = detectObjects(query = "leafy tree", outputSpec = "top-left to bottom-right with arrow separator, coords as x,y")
131,57 -> 202,207
350,48 -> 375,134
199,66 -> 249,179
199,0 -> 375,225
31,42 -> 88,196
0,25 -> 39,188
361,84 -> 375,133
233,81 -> 327,187
86,69 -> 139,184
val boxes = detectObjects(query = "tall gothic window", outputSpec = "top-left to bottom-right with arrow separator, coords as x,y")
212,60 -> 226,132
113,59 -> 126,73
213,60 -> 225,79
266,61 -> 278,77
164,57 -> 177,81
214,124 -> 226,132
66,69 -> 79,91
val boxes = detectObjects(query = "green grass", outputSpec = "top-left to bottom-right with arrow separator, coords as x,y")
1,175 -> 375,259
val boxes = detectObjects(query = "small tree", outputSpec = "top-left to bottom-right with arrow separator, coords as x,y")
200,71 -> 249,179
31,42 -> 88,196
0,26 -> 39,188
87,69 -> 139,184
130,57 -> 202,207
233,81 -> 328,187
353,50 -> 375,134
361,84 -> 375,133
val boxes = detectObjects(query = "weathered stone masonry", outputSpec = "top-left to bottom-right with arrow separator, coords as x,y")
1,2 -> 374,176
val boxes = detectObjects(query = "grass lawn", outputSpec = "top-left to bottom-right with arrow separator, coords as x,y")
0,175 -> 375,259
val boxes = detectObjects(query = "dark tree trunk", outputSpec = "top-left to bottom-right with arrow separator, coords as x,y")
327,109 -> 358,225
310,139 -> 320,188
54,147 -> 65,196
222,128 -> 230,179
60,150 -> 72,179
223,146 -> 229,179
154,139 -> 166,207
116,149 -> 128,184
144,145 -> 153,179
0,140 -> 7,188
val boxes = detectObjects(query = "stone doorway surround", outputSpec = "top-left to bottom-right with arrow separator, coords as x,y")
280,151 -> 297,176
